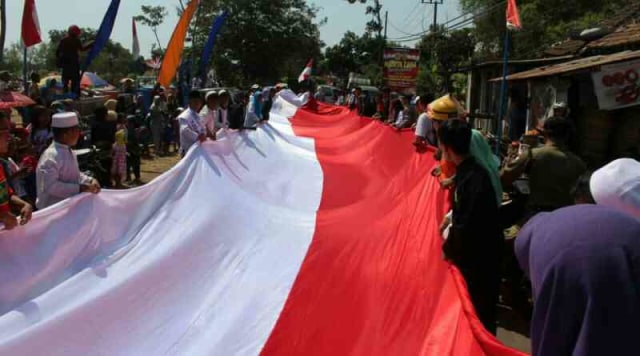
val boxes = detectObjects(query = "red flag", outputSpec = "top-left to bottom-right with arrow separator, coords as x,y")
298,59 -> 313,83
21,0 -> 42,48
506,0 -> 522,30
132,17 -> 140,59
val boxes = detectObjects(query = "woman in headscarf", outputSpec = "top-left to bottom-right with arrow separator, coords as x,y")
470,130 -> 502,204
516,204 -> 640,356
149,95 -> 167,156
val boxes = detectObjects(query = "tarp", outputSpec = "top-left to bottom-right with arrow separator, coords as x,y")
0,94 -> 524,355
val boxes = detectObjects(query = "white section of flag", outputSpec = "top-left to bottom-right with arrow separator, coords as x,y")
132,17 -> 140,59
0,97 -> 319,355
298,59 -> 313,83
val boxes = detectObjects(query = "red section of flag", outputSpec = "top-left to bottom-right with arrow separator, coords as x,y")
132,17 -> 140,59
506,0 -> 522,30
21,0 -> 42,48
298,59 -> 313,83
261,103 -> 525,356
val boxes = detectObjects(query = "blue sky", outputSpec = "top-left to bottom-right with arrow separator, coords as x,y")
6,0 -> 461,56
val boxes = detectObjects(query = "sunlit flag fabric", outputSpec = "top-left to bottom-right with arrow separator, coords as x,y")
506,0 -> 522,30
0,94 -> 525,356
298,59 -> 313,83
157,0 -> 199,88
132,17 -> 140,59
82,0 -> 121,72
21,0 -> 42,48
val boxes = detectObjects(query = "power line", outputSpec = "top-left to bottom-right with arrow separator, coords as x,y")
387,0 -> 506,41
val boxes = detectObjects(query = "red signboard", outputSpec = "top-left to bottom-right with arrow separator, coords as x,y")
384,48 -> 420,94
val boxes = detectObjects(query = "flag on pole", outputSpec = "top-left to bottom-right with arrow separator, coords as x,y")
157,0 -> 199,88
199,11 -> 229,82
21,0 -> 42,48
132,17 -> 141,59
506,0 -> 522,30
298,59 -> 313,83
82,0 -> 122,72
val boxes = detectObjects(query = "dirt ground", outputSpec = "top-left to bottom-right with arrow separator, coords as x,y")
139,153 -> 181,184
138,152 -> 532,353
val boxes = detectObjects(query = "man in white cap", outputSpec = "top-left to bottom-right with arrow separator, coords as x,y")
200,90 -> 219,139
590,158 -> 640,219
36,112 -> 100,210
218,90 -> 231,129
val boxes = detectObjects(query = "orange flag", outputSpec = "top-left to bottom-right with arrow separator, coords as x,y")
157,0 -> 199,87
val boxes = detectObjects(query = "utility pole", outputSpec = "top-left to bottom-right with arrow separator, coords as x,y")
421,0 -> 443,32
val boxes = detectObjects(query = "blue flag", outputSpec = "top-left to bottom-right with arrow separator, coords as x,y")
199,11 -> 229,83
82,0 -> 121,72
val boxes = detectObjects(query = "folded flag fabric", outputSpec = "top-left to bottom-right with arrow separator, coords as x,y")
0,93 -> 524,356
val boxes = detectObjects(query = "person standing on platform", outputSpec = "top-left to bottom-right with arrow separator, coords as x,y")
438,119 -> 502,335
55,25 -> 92,97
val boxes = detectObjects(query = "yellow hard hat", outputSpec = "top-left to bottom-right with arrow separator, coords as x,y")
427,94 -> 458,121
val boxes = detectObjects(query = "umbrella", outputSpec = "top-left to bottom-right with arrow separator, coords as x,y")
39,72 -> 113,89
0,91 -> 36,110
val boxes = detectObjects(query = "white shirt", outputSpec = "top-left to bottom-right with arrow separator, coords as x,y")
199,106 -> 218,135
178,107 -> 205,154
36,142 -> 93,210
218,108 -> 229,129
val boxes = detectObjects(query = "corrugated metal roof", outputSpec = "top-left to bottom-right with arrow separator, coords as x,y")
544,40 -> 587,57
587,23 -> 640,49
491,50 -> 640,81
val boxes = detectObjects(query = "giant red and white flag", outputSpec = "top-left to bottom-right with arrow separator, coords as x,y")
298,59 -> 313,83
506,0 -> 522,30
132,17 -> 141,59
21,0 -> 42,48
0,94 -> 525,356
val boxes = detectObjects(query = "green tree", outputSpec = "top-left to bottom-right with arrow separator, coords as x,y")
323,31 -> 385,85
135,5 -> 168,53
417,28 -> 475,94
460,0 -> 629,59
189,0 -> 324,85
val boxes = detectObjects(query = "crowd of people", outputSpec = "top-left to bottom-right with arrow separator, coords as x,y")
3,67 -> 639,354
367,92 -> 640,354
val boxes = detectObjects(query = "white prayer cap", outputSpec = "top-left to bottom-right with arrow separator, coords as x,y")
553,102 -> 567,109
590,158 -> 640,218
51,112 -> 79,128
205,90 -> 218,100
251,84 -> 260,90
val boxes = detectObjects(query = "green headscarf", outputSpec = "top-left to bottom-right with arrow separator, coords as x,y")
470,129 -> 502,205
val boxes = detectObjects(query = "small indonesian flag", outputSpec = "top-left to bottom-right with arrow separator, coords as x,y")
21,0 -> 42,48
132,17 -> 141,59
298,59 -> 313,83
506,0 -> 522,30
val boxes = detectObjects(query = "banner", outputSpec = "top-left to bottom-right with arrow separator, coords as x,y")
383,47 -> 420,94
199,11 -> 229,82
82,0 -> 121,72
157,0 -> 199,88
21,0 -> 42,48
592,59 -> 640,110
132,17 -> 140,59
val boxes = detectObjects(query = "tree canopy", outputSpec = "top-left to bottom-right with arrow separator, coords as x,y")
188,0 -> 325,85
461,0 -> 630,59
